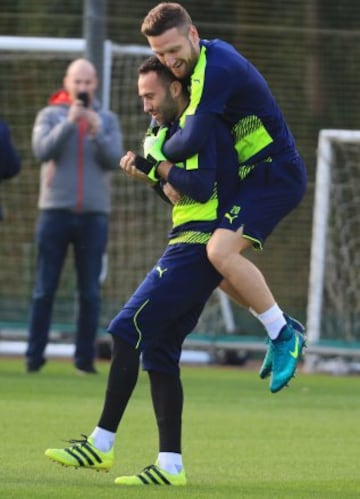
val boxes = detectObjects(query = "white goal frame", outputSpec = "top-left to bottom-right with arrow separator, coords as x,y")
306,129 -> 360,370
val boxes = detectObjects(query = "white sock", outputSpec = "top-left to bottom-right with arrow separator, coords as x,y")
258,304 -> 286,340
90,426 -> 115,452
157,452 -> 183,474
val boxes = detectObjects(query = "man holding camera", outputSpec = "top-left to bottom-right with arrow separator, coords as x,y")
26,58 -> 123,374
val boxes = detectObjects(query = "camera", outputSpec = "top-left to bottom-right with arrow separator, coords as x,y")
77,91 -> 89,107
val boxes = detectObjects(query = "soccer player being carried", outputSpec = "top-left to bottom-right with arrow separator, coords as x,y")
45,56 -> 241,485
140,2 -> 308,393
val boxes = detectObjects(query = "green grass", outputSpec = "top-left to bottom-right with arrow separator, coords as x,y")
1,358 -> 360,498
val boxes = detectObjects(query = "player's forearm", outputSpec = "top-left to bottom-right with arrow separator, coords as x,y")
156,160 -> 173,179
165,164 -> 215,203
162,114 -> 216,162
132,155 -> 215,202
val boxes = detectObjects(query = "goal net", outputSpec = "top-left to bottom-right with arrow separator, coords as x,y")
306,130 -> 360,371
0,36 -> 235,350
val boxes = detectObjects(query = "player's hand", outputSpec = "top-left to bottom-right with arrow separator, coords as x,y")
146,126 -> 168,163
136,127 -> 169,182
131,155 -> 159,182
143,125 -> 160,157
120,152 -> 156,185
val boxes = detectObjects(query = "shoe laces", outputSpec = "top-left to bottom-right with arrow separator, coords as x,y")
66,434 -> 89,446
142,464 -> 158,472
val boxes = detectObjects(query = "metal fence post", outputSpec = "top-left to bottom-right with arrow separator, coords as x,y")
83,0 -> 107,104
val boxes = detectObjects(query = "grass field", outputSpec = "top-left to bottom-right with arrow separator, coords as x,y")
1,357 -> 360,498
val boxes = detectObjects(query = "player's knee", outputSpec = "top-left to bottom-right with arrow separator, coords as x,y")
206,239 -> 227,270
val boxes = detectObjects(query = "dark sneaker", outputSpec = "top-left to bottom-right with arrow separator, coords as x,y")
75,365 -> 98,375
26,358 -> 46,373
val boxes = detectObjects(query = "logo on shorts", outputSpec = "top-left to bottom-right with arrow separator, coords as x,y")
225,213 -> 238,224
156,266 -> 168,278
224,205 -> 241,224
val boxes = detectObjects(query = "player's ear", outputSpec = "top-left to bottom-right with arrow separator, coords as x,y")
170,80 -> 182,98
188,25 -> 200,44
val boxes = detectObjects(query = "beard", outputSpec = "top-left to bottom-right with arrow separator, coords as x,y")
179,43 -> 199,81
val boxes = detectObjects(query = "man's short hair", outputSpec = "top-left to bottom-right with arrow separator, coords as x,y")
138,55 -> 178,84
141,2 -> 192,37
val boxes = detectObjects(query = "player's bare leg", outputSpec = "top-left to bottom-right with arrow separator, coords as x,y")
208,228 -> 275,314
219,279 -> 249,308
207,228 -> 305,392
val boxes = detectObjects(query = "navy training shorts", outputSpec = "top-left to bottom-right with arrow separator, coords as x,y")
217,152 -> 307,249
108,242 -> 222,374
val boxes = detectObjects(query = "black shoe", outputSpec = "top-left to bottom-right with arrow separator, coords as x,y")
75,365 -> 98,375
26,358 -> 46,373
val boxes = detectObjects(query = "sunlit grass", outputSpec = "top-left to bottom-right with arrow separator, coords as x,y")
1,358 -> 360,498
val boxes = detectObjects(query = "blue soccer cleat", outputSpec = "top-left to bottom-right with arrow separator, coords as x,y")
270,323 -> 306,393
259,314 -> 305,380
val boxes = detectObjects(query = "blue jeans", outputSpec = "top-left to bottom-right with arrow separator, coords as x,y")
26,210 -> 108,369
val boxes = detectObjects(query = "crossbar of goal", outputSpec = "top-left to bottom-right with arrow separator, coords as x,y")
0,35 -> 152,111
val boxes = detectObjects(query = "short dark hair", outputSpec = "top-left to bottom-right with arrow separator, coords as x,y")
141,2 -> 193,37
138,55 -> 177,85
138,56 -> 189,99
